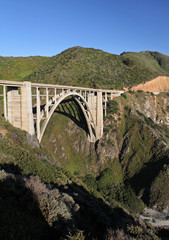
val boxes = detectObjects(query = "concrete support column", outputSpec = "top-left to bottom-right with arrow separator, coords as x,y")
21,82 -> 35,135
87,92 -> 97,125
84,91 -> 87,100
96,91 -> 103,138
7,86 -> 21,128
54,88 -> 57,102
46,88 -> 49,118
104,93 -> 107,117
36,87 -> 41,140
3,85 -> 7,120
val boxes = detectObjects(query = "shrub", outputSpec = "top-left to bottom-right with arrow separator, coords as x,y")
97,168 -> 114,193
121,93 -> 127,99
107,100 -> 119,114
124,105 -> 130,111
67,230 -> 85,240
83,174 -> 98,191
74,171 -> 79,176
97,163 -> 123,194
167,105 -> 169,112
104,127 -> 109,134
109,185 -> 144,213
127,225 -> 143,236
107,138 -> 114,146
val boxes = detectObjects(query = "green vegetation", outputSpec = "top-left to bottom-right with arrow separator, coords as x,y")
121,50 -> 169,74
149,166 -> 169,210
107,99 -> 119,114
108,185 -> 145,213
0,116 -> 67,185
24,47 -> 169,89
0,56 -> 49,80
1,47 -> 169,90
97,161 -> 123,192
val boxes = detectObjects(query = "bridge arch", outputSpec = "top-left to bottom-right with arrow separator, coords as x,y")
38,92 -> 97,143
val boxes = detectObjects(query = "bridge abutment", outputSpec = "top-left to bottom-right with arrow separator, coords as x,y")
7,82 -> 34,135
7,86 -> 21,128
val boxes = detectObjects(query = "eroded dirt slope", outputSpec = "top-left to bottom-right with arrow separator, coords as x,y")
131,76 -> 169,92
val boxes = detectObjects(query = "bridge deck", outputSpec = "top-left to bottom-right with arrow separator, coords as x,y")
0,80 -> 124,94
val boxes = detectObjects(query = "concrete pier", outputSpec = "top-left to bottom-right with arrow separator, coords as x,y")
6,82 -> 34,135
21,82 -> 35,135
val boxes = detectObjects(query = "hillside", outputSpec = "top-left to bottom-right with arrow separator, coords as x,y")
121,51 -> 169,75
41,92 -> 169,214
0,56 -> 49,80
0,48 -> 169,239
24,47 -> 169,89
0,91 -> 168,239
1,47 -> 169,90
0,114 -> 162,240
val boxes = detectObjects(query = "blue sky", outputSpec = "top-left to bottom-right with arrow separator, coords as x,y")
0,0 -> 169,56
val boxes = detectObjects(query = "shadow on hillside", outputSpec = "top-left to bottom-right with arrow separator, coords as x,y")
55,97 -> 89,133
0,163 -> 137,240
0,163 -> 57,240
128,153 -> 169,204
53,182 -> 137,240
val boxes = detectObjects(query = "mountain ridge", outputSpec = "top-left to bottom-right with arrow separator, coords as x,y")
24,46 -> 169,89
1,46 -> 169,90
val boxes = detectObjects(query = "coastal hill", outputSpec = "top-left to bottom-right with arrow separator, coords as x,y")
24,47 -> 169,89
1,46 -> 169,90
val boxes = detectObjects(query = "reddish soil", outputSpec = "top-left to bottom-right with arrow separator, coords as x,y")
0,129 -> 8,137
131,76 -> 169,92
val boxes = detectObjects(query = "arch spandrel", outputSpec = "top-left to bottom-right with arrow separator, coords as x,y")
39,92 -> 97,143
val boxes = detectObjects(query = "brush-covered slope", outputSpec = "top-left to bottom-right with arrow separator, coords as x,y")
122,51 -> 169,74
25,47 -> 169,89
0,56 -> 49,80
0,115 -> 160,240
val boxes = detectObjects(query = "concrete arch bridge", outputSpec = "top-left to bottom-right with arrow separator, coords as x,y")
0,81 -> 124,143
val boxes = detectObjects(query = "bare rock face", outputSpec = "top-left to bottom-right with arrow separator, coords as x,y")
128,93 -> 169,126
25,132 -> 40,148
